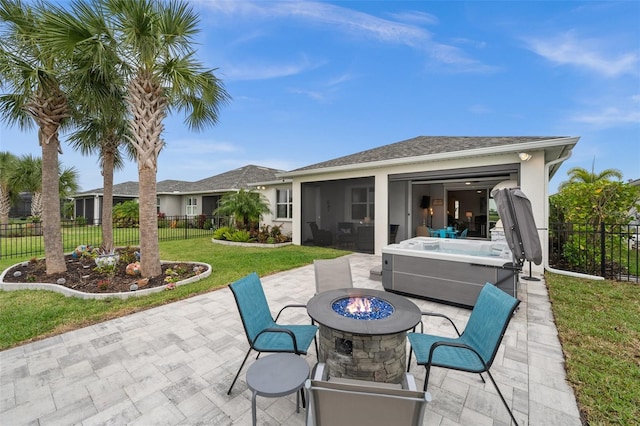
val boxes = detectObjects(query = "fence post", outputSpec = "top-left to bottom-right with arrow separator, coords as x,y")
600,222 -> 606,277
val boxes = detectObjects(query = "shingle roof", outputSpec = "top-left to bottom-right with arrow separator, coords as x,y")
74,165 -> 284,197
289,136 -> 568,172
189,165 -> 284,192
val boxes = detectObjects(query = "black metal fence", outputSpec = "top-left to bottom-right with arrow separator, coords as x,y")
0,215 -> 223,260
548,222 -> 639,282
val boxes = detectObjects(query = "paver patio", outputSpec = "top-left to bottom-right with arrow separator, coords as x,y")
0,253 -> 582,425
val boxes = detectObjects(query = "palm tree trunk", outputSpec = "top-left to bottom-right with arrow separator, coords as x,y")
30,191 -> 43,217
101,151 -> 115,251
138,165 -> 161,277
40,129 -> 66,274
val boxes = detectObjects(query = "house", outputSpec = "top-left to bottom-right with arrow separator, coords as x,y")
72,165 -> 294,234
278,136 -> 580,273
73,136 -> 579,273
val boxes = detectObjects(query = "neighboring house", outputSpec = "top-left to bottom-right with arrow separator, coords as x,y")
279,136 -> 580,273
72,165 -> 293,234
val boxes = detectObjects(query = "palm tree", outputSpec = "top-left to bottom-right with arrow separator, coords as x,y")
39,0 -> 132,252
559,164 -> 623,190
215,189 -> 272,230
101,0 -> 229,277
10,154 -> 79,218
0,151 -> 18,228
0,0 -> 70,273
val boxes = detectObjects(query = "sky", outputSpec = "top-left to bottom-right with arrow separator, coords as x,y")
1,0 -> 639,193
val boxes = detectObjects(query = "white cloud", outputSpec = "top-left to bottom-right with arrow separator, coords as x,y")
221,56 -> 324,81
570,106 -> 640,127
525,31 -> 639,77
198,0 -> 491,72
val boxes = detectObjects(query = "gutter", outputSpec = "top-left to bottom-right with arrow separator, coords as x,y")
544,149 -> 604,281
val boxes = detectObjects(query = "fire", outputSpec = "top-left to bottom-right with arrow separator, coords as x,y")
346,297 -> 372,314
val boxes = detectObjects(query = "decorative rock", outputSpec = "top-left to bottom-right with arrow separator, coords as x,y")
57,278 -> 66,285
137,277 -> 149,287
72,244 -> 91,258
13,271 -> 22,277
126,262 -> 141,276
130,283 -> 138,291
21,262 -> 29,267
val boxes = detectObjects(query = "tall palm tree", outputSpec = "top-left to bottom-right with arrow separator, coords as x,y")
40,0 -> 132,252
102,0 -> 229,277
0,0 -> 70,273
0,151 -> 18,227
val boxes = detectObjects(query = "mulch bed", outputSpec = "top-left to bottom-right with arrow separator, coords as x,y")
2,252 -> 203,294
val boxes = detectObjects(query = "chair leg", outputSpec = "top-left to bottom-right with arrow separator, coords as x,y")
314,336 -> 319,360
485,370 -> 519,426
407,347 -> 413,372
423,365 -> 431,392
227,348 -> 252,395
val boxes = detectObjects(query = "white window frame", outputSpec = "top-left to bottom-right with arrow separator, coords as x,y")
347,185 -> 375,221
186,197 -> 198,217
276,189 -> 293,219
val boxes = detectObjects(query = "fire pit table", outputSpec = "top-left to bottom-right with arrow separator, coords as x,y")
307,288 -> 421,384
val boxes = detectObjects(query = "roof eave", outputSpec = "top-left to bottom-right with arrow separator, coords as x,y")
279,136 -> 579,178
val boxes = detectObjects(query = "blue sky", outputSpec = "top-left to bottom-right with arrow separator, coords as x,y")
1,0 -> 638,193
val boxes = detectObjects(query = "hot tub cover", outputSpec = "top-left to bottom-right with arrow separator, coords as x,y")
492,188 -> 542,266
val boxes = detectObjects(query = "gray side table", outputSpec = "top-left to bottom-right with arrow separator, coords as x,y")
246,353 -> 310,425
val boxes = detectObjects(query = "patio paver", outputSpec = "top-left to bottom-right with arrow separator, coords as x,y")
0,253 -> 582,425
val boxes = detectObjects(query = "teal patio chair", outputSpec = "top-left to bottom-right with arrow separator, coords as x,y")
227,272 -> 319,394
407,283 -> 520,425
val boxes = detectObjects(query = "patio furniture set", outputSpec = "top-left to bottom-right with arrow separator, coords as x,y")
227,258 -> 521,426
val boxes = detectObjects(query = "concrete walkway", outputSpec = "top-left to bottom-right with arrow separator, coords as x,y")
0,253 -> 582,425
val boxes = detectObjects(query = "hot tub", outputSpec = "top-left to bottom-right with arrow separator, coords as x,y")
382,237 -> 518,308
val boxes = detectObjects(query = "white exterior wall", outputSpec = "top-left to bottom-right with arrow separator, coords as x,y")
518,150 -> 546,275
159,195 -> 182,216
290,151 -> 549,257
258,183 -> 293,235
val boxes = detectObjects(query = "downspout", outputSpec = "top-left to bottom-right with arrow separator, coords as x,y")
544,151 -> 604,280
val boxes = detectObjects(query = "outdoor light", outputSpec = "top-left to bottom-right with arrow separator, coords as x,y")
518,152 -> 532,161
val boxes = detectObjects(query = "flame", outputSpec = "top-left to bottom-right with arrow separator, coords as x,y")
346,297 -> 372,314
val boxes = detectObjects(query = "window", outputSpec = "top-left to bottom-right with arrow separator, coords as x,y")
186,197 -> 197,217
276,189 -> 292,219
156,197 -> 160,214
350,186 -> 375,221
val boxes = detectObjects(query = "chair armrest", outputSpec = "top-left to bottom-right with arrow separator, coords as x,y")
427,340 -> 488,371
415,312 -> 461,336
275,304 -> 308,322
254,327 -> 300,353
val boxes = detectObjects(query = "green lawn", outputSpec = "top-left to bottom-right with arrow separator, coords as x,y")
545,273 -> 640,425
1,239 -> 637,425
0,237 -> 347,350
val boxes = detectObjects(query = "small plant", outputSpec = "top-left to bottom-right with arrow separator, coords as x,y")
26,275 -> 36,282
165,282 -> 176,290
97,279 -> 110,291
75,216 -> 87,226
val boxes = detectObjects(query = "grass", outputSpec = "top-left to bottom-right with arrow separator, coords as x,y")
546,272 -> 640,425
2,239 -> 638,424
0,237 -> 348,350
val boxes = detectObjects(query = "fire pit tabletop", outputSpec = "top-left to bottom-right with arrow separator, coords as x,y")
307,288 -> 421,335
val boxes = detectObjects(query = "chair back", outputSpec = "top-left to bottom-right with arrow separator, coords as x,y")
229,272 -> 276,344
306,379 -> 429,426
460,228 -> 469,238
309,222 -> 320,238
314,258 -> 353,294
460,283 -> 520,367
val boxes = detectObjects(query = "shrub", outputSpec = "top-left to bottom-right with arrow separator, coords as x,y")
75,216 -> 87,226
225,229 -> 252,242
213,226 -> 233,240
113,200 -> 139,228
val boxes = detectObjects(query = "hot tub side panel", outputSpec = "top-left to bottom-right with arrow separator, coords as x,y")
382,253 -> 517,307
